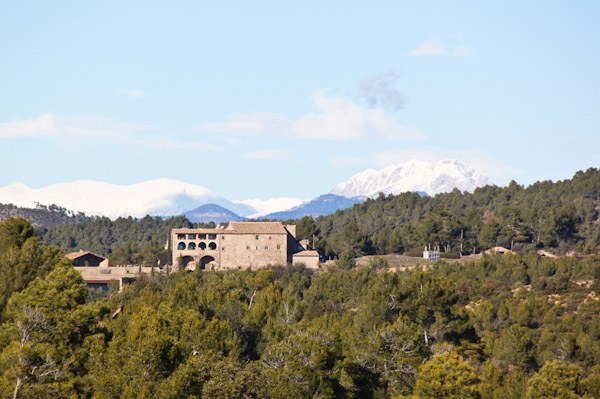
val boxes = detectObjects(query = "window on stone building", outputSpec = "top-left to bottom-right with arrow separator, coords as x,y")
188,242 -> 196,250
269,236 -> 272,240
208,242 -> 217,250
177,234 -> 185,239
199,234 -> 207,239
246,245 -> 250,250
208,234 -> 217,240
177,242 -> 185,250
222,247 -> 225,251
187,234 -> 196,240
277,244 -> 281,250
255,235 -> 260,240
221,235 -> 225,240
199,242 -> 207,250
264,246 -> 268,250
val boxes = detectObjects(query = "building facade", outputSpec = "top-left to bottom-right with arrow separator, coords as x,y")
66,251 -> 154,291
171,221 -> 303,271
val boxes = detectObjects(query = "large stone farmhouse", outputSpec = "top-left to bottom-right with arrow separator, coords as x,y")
172,221 -> 315,271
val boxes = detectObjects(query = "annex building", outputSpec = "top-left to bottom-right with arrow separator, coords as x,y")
171,221 -> 314,271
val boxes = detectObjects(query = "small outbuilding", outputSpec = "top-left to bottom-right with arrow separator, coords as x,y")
66,250 -> 109,267
292,250 -> 320,269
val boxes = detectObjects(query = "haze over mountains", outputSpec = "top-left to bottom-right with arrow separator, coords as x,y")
0,160 -> 491,221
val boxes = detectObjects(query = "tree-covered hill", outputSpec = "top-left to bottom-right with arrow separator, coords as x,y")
0,202 -> 89,226
38,167 -> 600,265
307,167 -> 600,258
39,215 -> 194,266
1,216 -> 599,398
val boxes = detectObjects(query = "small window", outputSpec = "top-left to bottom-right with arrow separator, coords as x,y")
188,242 -> 196,250
256,246 -> 259,250
269,236 -> 272,240
208,242 -> 217,250
246,245 -> 250,250
177,234 -> 185,239
199,234 -> 207,239
277,244 -> 281,250
264,246 -> 268,250
187,234 -> 196,240
221,235 -> 225,240
199,242 -> 207,250
208,234 -> 217,240
255,235 -> 260,240
177,242 -> 186,250
222,247 -> 225,251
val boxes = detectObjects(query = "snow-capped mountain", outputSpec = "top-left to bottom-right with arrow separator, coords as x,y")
330,159 -> 491,198
234,197 -> 305,219
0,178 -> 255,219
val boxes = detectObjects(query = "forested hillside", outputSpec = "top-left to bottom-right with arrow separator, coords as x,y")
1,217 -> 599,398
39,215 -> 193,266
308,168 -> 600,258
39,167 -> 600,267
0,203 -> 89,226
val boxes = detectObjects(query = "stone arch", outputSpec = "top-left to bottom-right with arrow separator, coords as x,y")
177,242 -> 186,250
199,255 -> 215,270
181,255 -> 195,270
188,242 -> 196,250
199,242 -> 207,250
208,242 -> 217,250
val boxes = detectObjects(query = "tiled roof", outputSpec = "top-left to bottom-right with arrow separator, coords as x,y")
227,222 -> 288,234
173,222 -> 291,235
66,251 -> 106,261
173,228 -> 224,234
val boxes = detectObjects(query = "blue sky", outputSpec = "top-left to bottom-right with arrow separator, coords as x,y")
1,1 -> 599,199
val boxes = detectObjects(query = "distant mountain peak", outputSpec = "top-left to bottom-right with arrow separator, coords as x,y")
330,159 -> 490,198
262,194 -> 365,220
183,203 -> 245,223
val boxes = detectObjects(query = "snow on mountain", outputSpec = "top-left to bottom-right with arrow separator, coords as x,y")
234,197 -> 305,218
0,178 -> 255,219
330,159 -> 491,198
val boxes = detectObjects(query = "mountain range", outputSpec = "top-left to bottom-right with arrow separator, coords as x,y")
331,159 -> 490,198
0,160 -> 491,222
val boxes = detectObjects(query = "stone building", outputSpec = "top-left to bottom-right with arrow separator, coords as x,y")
66,250 -> 109,267
292,250 -> 321,269
66,250 -> 155,291
171,221 -> 305,271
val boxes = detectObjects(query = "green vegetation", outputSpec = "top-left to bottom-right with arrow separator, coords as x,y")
0,203 -> 89,226
1,217 -> 600,398
39,215 -> 193,266
37,168 -> 600,266
309,168 -> 600,258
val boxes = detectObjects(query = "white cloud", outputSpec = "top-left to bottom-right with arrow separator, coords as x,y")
198,92 -> 423,141
0,113 -> 221,152
200,112 -> 290,136
115,88 -> 146,98
408,37 -> 473,58
359,68 -> 405,110
0,113 -> 153,140
373,147 -> 520,181
142,138 -> 223,151
241,149 -> 290,160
